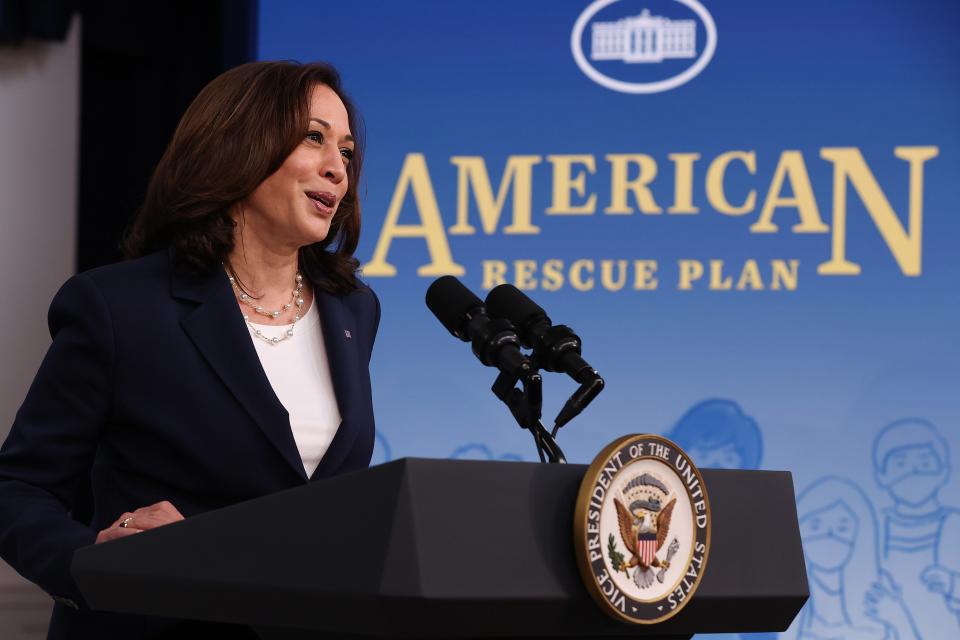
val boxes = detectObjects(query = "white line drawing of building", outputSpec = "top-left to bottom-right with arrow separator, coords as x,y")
591,9 -> 696,63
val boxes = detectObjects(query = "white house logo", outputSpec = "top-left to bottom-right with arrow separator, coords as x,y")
572,0 -> 717,94
592,9 -> 696,64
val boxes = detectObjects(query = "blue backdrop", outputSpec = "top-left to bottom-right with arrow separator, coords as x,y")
259,1 -> 960,637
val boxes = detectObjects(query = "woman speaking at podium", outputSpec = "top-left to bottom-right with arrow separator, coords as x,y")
0,61 -> 379,638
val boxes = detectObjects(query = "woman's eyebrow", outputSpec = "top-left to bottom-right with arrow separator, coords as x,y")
310,118 -> 354,143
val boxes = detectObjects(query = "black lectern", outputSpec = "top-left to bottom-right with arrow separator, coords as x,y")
72,459 -> 808,639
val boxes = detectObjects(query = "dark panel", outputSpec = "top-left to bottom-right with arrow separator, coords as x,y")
0,0 -> 75,43
76,1 -> 256,272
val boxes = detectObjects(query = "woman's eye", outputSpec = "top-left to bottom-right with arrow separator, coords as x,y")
340,148 -> 354,162
306,131 -> 323,144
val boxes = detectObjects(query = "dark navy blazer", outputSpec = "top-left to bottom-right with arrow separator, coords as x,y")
0,249 -> 379,639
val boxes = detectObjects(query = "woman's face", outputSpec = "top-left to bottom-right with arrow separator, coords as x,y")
240,84 -> 355,250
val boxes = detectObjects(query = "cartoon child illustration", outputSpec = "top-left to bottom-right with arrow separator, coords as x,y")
873,419 -> 960,637
666,399 -> 762,470
786,477 -> 912,640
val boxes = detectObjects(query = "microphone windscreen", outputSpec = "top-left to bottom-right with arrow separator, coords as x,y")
485,284 -> 547,326
426,276 -> 483,339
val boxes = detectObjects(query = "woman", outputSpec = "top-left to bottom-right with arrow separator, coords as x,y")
0,61 -> 379,639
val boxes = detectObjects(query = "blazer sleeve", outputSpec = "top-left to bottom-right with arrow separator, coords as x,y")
0,273 -> 114,605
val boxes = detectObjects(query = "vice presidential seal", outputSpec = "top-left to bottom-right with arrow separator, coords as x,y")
574,434 -> 711,624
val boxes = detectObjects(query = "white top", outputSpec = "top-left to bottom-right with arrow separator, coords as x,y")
248,301 -> 341,477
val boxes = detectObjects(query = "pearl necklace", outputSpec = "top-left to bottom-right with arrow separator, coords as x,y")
227,270 -> 305,345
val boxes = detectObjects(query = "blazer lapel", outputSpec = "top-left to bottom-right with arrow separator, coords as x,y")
310,289 -> 363,479
171,259 -> 307,481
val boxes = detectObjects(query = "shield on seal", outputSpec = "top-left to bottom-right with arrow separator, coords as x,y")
637,533 -> 657,565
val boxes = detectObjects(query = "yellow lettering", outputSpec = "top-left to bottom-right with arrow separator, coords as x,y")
570,259 -> 595,291
604,154 -> 662,214
705,151 -> 756,215
818,146 -> 938,276
482,260 -> 507,290
709,260 -> 732,290
600,260 -> 628,291
546,155 -> 596,215
736,259 -> 764,290
771,259 -> 799,290
514,260 -> 538,290
752,151 -> 829,233
449,155 -> 542,235
678,260 -> 704,290
633,260 -> 659,290
364,153 -> 463,277
668,153 -> 700,214
542,259 -> 564,291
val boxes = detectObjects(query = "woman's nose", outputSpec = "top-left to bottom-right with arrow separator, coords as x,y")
322,149 -> 347,184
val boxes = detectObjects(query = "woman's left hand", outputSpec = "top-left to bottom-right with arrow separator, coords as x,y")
96,500 -> 184,544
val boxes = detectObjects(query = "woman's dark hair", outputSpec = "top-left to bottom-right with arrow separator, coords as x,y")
122,61 -> 365,294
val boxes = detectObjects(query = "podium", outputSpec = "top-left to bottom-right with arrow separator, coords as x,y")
72,458 -> 808,639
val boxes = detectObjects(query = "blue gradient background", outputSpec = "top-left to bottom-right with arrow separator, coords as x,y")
260,1 -> 960,637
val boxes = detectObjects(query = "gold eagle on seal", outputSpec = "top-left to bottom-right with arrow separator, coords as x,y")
613,472 -> 680,588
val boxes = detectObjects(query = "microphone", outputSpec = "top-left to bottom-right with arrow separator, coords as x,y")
425,276 -> 531,380
485,284 -> 593,379
485,284 -> 604,429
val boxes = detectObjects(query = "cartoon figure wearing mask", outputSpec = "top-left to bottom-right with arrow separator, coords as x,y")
873,419 -> 960,637
784,476 -> 919,640
787,477 -> 887,639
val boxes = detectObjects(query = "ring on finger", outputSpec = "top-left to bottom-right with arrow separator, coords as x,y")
119,517 -> 134,529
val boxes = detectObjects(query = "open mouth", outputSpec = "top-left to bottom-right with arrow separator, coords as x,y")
305,191 -> 336,208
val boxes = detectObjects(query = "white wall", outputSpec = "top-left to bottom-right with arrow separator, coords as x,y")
0,17 -> 81,638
